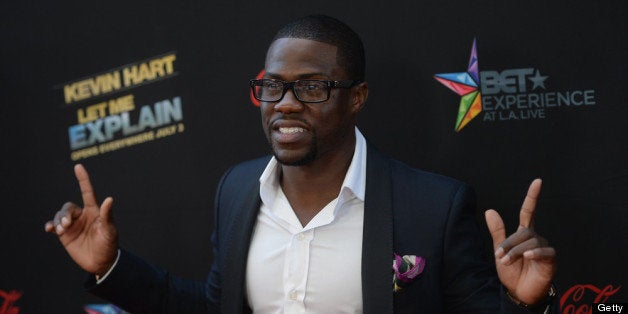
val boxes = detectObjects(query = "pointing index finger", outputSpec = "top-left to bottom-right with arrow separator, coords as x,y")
519,178 -> 542,230
74,164 -> 98,208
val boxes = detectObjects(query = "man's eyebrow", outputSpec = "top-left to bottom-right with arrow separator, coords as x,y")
264,72 -> 329,80
263,72 -> 281,79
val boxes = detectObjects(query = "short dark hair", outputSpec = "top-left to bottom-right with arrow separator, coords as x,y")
271,14 -> 366,80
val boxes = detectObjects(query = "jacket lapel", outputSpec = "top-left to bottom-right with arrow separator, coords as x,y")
362,145 -> 394,314
221,169 -> 263,314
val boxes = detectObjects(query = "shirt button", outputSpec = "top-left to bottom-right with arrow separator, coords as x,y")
289,291 -> 297,300
297,233 -> 304,241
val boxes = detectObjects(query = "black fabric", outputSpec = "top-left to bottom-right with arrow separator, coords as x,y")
87,147 -> 551,313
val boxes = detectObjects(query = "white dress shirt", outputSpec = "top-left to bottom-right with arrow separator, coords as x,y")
245,127 -> 367,314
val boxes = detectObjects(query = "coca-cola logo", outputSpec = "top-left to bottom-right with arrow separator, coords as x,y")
0,290 -> 22,314
560,284 -> 622,314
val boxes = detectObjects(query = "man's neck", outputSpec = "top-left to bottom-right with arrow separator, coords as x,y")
279,135 -> 356,226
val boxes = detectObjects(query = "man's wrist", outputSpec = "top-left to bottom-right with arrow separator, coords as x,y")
95,249 -> 121,284
506,284 -> 557,313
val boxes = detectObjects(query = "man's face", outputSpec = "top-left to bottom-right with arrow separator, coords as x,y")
261,38 -> 361,166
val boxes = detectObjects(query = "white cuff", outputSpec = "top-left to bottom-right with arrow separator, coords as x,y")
95,249 -> 121,284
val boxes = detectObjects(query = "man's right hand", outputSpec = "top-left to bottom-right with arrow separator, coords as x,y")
45,164 -> 118,277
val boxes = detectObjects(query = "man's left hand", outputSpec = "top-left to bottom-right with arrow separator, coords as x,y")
485,178 -> 557,305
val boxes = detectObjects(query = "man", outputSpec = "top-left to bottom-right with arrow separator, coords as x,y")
46,15 -> 556,313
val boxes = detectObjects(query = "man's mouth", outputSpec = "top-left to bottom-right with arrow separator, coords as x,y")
272,124 -> 309,144
279,127 -> 305,134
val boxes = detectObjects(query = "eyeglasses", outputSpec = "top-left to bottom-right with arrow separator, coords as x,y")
249,79 -> 362,103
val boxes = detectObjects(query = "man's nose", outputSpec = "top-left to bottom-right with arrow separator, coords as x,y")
274,88 -> 304,113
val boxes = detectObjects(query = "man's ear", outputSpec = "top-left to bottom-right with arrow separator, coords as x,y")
350,81 -> 369,114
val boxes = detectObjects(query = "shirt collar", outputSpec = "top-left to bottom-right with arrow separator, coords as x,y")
259,127 -> 367,209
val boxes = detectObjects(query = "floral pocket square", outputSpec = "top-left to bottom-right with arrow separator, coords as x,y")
392,253 -> 425,292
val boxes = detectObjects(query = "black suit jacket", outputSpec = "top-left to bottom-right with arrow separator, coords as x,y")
88,145 -> 547,313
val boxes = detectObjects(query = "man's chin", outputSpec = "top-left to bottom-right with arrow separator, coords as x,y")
269,134 -> 318,166
273,150 -> 316,166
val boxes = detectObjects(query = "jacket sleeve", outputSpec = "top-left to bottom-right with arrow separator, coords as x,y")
84,168 -> 237,314
85,249 -> 217,314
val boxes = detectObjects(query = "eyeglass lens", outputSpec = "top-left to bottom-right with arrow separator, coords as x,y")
255,80 -> 329,102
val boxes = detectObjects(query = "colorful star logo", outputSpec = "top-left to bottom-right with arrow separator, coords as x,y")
434,39 -> 482,132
